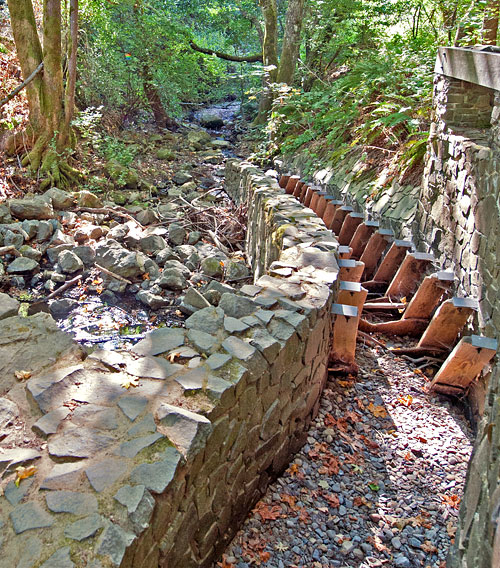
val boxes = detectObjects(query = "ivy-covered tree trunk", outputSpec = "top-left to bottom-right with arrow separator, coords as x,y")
6,0 -> 81,189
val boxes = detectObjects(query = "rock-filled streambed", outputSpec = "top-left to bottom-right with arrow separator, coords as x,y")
0,120 -> 249,350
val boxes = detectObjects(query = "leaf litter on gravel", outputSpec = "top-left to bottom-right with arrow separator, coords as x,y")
221,341 -> 473,568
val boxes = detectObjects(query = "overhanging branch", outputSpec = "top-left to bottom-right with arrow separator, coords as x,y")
0,62 -> 44,108
189,41 -> 263,63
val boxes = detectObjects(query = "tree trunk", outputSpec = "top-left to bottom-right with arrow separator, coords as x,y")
483,0 -> 499,44
141,66 -> 179,130
256,0 -> 279,124
6,0 -> 81,189
277,0 -> 305,84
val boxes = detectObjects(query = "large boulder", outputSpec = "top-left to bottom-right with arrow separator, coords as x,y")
95,242 -> 146,279
9,198 -> 54,221
187,129 -> 212,146
42,188 -> 75,210
199,111 -> 224,129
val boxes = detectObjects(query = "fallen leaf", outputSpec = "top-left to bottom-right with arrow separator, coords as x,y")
324,493 -> 340,508
421,541 -> 438,553
15,465 -> 37,487
217,557 -> 235,568
441,494 -> 460,509
14,370 -> 32,381
259,551 -> 271,562
368,403 -> 387,418
254,502 -> 282,521
168,352 -> 181,363
368,482 -> 380,491
280,493 -> 297,508
288,463 -> 299,477
121,377 -> 140,389
398,394 -> 413,407
142,273 -> 150,280
298,508 -> 310,524
446,520 -> 457,538
275,542 -> 288,552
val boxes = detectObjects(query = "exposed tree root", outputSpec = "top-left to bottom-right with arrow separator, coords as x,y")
18,134 -> 83,190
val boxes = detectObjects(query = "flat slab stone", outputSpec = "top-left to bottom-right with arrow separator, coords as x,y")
222,336 -> 257,362
90,350 -> 179,379
4,478 -> 34,505
187,329 -> 218,352
64,514 -> 104,541
206,353 -> 232,370
15,535 -> 42,567
116,432 -> 164,458
0,314 -> 80,396
46,491 -> 98,516
117,396 -> 148,421
26,365 -> 83,399
0,397 -> 19,433
224,317 -> 249,333
10,502 -> 54,534
39,546 -> 74,568
48,427 -> 115,459
71,405 -> 119,430
32,407 -> 70,437
0,448 -> 41,475
113,485 -> 155,533
95,522 -> 135,567
185,306 -> 224,334
127,413 -> 156,436
156,403 -> 211,457
131,327 -> 185,356
40,462 -> 86,490
129,447 -> 182,493
85,457 -> 129,492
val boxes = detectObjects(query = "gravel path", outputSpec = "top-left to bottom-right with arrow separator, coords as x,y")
220,340 -> 473,568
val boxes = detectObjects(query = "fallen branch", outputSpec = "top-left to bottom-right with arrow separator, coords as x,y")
357,330 -> 393,352
73,207 -> 144,228
95,263 -> 132,285
189,40 -> 263,63
0,62 -> 44,108
0,246 -> 21,257
44,274 -> 82,301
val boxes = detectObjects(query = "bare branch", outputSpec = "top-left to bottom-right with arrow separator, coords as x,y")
189,40 -> 263,63
0,62 -> 44,108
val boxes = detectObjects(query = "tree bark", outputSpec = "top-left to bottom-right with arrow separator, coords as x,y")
277,0 -> 305,84
483,0 -> 499,44
141,66 -> 179,130
255,0 -> 279,123
5,0 -> 82,188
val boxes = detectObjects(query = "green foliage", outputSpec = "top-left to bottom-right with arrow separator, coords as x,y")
78,0 -> 259,122
263,0 -> 441,178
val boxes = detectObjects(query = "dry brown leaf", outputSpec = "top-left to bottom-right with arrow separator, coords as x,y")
121,377 -> 140,389
15,465 -> 37,487
14,370 -> 32,381
367,403 -> 387,418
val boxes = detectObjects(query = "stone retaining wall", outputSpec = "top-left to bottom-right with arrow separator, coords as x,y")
0,161 -> 339,568
416,56 -> 500,568
279,150 -> 420,241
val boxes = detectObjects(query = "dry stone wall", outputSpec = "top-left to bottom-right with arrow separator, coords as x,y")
0,161 -> 338,567
416,49 -> 500,568
275,47 -> 500,568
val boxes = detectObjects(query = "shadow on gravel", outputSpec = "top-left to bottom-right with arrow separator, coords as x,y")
222,341 -> 473,568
